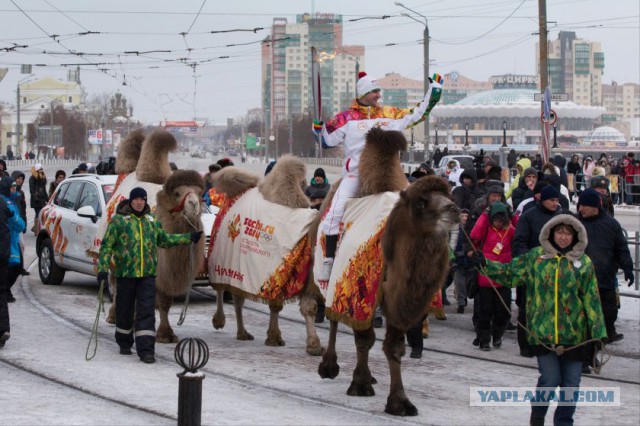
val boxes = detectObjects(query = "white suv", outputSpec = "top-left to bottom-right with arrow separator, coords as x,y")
36,174 -> 117,285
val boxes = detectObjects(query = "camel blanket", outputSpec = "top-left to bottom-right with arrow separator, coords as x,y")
208,187 -> 318,302
314,191 -> 400,328
89,172 -> 162,256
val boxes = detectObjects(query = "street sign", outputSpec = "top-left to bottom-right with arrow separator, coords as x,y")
534,93 -> 568,102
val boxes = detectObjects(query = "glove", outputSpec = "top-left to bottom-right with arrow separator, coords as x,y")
97,271 -> 108,286
190,231 -> 203,244
312,120 -> 324,134
469,252 -> 486,269
624,270 -> 635,287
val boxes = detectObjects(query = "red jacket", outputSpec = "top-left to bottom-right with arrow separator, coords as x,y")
470,212 -> 515,288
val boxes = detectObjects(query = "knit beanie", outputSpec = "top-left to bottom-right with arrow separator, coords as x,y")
523,167 -> 538,178
489,201 -> 507,218
578,188 -> 601,208
314,168 -> 327,180
540,185 -> 560,201
356,72 -> 380,98
0,177 -> 15,197
129,187 -> 147,201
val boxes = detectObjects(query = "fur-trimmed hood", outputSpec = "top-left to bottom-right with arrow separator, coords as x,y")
539,213 -> 588,261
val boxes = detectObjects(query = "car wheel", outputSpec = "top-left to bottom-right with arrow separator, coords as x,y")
39,238 -> 66,285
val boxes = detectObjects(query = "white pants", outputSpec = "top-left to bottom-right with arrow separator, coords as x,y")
321,173 -> 359,236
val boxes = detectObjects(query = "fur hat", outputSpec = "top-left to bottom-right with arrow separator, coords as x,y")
590,176 -> 609,190
356,72 -> 380,98
35,163 -> 43,171
578,188 -> 601,208
540,185 -> 560,201
129,187 -> 147,201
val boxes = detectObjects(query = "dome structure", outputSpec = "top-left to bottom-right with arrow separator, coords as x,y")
431,88 -> 605,119
583,126 -> 626,144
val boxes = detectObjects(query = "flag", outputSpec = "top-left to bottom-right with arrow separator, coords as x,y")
311,47 -> 323,158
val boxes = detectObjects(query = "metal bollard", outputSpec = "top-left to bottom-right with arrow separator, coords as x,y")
175,338 -> 209,426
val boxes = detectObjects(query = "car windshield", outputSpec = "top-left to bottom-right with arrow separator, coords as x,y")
102,184 -> 115,203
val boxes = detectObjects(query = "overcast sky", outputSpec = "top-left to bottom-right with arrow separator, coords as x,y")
0,0 -> 637,125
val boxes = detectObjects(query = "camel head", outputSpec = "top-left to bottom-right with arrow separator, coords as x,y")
400,176 -> 460,235
156,170 -> 205,228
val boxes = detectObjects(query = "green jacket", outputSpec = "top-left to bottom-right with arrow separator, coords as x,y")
98,201 -> 192,278
482,214 -> 606,348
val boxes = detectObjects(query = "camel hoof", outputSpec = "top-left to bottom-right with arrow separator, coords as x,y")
105,315 -> 115,325
237,331 -> 254,341
212,314 -> 226,330
371,376 -> 377,385
318,360 -> 340,379
347,380 -> 375,397
385,398 -> 418,417
265,337 -> 285,347
306,344 -> 325,356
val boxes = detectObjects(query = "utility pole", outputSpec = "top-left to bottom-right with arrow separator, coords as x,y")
538,0 -> 549,159
395,2 -> 429,157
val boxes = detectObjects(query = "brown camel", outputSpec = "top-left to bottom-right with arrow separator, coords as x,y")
314,128 -> 460,416
208,155 -> 321,351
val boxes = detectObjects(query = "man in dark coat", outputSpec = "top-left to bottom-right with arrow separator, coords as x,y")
577,188 -> 634,343
511,185 -> 562,357
552,154 -> 569,188
452,168 -> 484,211
510,167 -> 538,211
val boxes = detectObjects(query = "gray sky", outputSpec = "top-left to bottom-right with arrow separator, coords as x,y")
0,0 -> 638,124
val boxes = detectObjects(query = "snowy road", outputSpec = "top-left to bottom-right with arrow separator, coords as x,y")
1,156 -> 638,425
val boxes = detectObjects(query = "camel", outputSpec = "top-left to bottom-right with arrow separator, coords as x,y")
312,128 -> 460,416
207,155 -> 322,351
98,130 -> 206,343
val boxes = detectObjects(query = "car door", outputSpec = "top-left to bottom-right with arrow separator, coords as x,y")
73,182 -> 102,274
49,181 -> 84,269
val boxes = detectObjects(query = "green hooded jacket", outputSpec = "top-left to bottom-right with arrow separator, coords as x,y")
98,200 -> 192,278
482,214 -> 606,348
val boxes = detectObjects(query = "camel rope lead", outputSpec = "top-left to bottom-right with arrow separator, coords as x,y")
177,210 -> 199,326
86,277 -> 106,361
459,226 -> 609,373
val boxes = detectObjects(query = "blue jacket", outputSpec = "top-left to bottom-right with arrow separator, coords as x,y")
0,194 -> 25,265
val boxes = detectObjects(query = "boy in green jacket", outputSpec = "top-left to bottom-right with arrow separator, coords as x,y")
98,187 -> 202,363
474,213 -> 606,426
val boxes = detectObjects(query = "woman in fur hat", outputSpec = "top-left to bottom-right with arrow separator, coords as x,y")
28,164 -> 48,233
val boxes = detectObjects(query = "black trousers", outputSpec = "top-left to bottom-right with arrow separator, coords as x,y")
598,288 -> 619,339
406,315 -> 427,352
115,276 -> 156,357
0,261 -> 9,334
475,286 -> 511,344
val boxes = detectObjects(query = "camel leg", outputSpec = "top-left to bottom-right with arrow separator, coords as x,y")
211,286 -> 226,330
318,319 -> 340,379
347,327 -> 377,397
234,295 -> 254,341
383,324 -> 418,416
155,290 -> 178,343
299,294 -> 324,356
265,302 -> 285,346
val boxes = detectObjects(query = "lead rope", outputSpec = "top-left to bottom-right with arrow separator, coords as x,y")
86,277 -> 106,361
177,211 -> 199,326
460,226 -> 609,373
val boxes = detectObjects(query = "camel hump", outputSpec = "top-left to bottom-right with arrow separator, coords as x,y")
163,169 -> 205,194
136,129 -> 177,184
366,127 -> 407,155
115,128 -> 146,174
213,167 -> 260,198
259,155 -> 310,208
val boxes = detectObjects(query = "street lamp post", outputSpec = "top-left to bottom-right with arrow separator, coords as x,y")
395,2 -> 429,152
435,125 -> 438,146
499,120 -> 510,170
464,122 -> 469,146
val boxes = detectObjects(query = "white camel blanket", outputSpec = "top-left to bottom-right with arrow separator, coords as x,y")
90,172 -> 163,256
208,187 -> 318,301
314,191 -> 400,326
